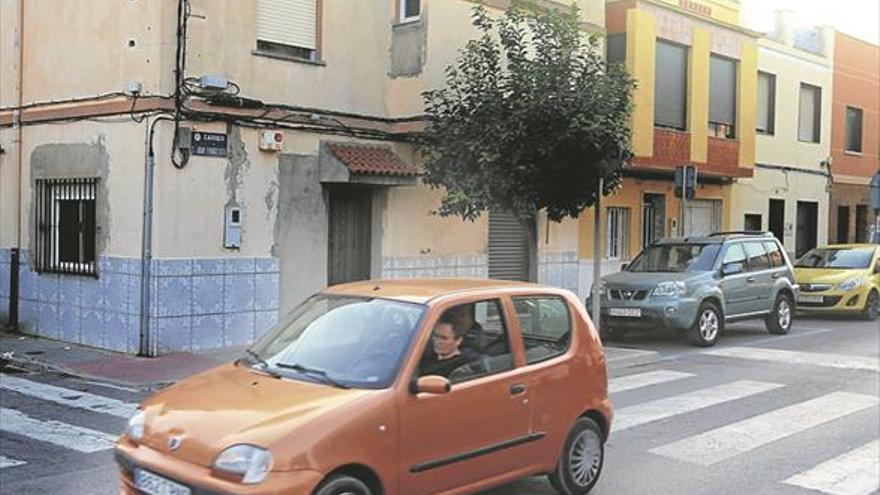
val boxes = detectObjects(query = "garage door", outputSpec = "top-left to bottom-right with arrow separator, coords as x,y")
488,211 -> 534,281
684,199 -> 722,236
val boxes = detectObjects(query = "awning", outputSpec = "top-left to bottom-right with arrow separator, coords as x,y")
320,142 -> 419,186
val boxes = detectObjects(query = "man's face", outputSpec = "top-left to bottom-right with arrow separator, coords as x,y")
432,323 -> 461,358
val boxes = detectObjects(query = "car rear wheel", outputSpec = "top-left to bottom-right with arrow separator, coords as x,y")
861,290 -> 879,321
548,417 -> 604,495
766,293 -> 793,334
313,475 -> 372,495
688,302 -> 723,347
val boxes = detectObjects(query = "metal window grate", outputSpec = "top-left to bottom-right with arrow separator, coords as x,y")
35,178 -> 99,277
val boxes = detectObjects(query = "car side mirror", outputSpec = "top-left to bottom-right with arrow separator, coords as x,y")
722,262 -> 744,277
412,375 -> 451,395
620,262 -> 629,271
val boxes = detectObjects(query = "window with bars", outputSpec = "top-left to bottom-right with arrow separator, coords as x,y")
605,207 -> 631,260
798,83 -> 822,143
845,106 -> 863,153
35,178 -> 98,276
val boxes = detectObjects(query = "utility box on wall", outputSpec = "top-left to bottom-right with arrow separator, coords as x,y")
259,130 -> 284,151
224,205 -> 242,249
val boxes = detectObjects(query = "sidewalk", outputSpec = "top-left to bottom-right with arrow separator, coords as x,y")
0,332 -> 658,390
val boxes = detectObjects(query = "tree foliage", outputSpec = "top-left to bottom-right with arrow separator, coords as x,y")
420,1 -> 635,222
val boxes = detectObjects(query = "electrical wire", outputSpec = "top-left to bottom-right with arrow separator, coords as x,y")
170,0 -> 191,169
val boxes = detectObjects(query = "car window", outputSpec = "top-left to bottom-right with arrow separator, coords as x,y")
512,296 -> 571,364
762,241 -> 785,268
418,300 -> 514,384
744,242 -> 770,271
796,247 -> 875,269
722,243 -> 747,267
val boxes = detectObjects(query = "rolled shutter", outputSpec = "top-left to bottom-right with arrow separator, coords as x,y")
709,55 -> 737,126
756,72 -> 775,133
257,0 -> 317,50
654,41 -> 688,130
798,83 -> 821,142
489,211 -> 532,282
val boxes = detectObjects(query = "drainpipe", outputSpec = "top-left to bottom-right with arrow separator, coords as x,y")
8,0 -> 25,331
139,117 -> 157,356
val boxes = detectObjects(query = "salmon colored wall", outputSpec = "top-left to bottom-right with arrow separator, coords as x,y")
831,33 -> 880,182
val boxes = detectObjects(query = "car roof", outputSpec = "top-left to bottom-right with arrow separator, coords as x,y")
821,243 -> 879,249
322,278 -> 545,304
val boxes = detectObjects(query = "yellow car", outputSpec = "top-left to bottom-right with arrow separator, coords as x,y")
794,244 -> 880,320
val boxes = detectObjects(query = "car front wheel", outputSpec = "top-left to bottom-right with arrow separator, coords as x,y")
862,290 -> 879,321
549,417 -> 605,495
766,293 -> 793,334
313,475 -> 372,495
688,302 -> 723,347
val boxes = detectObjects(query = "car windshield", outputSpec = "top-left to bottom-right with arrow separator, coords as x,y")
247,295 -> 425,389
627,244 -> 721,273
796,248 -> 875,269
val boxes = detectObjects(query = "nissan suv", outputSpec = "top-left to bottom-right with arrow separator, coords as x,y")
590,232 -> 799,347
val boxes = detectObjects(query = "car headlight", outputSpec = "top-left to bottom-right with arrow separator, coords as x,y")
213,445 -> 273,484
653,281 -> 687,298
125,410 -> 145,442
837,276 -> 864,292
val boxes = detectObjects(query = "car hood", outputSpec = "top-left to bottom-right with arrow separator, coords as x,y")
137,363 -> 371,468
794,268 -> 867,285
602,271 -> 698,287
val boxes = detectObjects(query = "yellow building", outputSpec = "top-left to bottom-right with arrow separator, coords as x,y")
729,13 -> 834,257
0,0 -> 605,354
580,0 -> 759,285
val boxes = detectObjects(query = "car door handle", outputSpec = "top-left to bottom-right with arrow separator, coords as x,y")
771,273 -> 781,279
510,384 -> 526,396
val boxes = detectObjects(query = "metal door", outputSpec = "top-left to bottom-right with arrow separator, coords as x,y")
327,186 -> 372,286
488,211 -> 533,281
795,201 -> 818,258
684,199 -> 722,236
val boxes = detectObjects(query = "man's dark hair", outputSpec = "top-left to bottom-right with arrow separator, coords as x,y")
438,313 -> 466,339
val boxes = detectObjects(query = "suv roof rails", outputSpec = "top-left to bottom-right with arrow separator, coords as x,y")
708,230 -> 773,237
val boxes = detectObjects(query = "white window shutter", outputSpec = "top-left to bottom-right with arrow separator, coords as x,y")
257,0 -> 317,50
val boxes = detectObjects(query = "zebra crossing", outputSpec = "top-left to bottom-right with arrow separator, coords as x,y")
0,373 -> 138,475
609,347 -> 880,495
0,344 -> 878,495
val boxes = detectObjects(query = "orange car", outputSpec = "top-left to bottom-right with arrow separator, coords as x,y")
116,279 -> 612,495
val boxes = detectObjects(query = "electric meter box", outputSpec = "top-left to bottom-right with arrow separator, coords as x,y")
224,205 -> 242,249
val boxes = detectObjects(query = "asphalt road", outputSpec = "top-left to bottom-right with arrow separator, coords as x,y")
1,316 -> 877,495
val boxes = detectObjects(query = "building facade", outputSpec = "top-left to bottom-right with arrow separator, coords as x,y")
0,0 -> 605,354
596,0 -> 758,271
827,33 -> 880,244
729,13 -> 834,258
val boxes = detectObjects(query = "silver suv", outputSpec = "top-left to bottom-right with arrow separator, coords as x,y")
592,232 -> 799,347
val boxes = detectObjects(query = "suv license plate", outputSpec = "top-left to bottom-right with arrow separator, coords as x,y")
798,295 -> 823,304
610,308 -> 641,317
134,469 -> 191,495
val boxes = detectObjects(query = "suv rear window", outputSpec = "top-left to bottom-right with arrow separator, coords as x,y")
744,242 -> 770,271
762,241 -> 784,267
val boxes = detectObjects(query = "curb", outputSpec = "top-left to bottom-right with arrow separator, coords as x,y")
0,352 -> 174,392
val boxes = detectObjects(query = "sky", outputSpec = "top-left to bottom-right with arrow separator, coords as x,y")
740,0 -> 880,44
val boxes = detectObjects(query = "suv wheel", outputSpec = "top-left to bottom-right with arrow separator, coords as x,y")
314,475 -> 372,495
549,417 -> 604,495
688,302 -> 723,347
766,293 -> 793,334
861,290 -> 879,321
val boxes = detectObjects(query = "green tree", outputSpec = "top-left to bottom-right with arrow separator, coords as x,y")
420,1 -> 635,222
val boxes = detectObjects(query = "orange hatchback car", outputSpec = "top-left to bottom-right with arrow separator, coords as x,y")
116,279 -> 612,495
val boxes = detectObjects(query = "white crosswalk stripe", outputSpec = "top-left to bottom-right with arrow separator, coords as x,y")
609,370 -> 695,394
612,380 -> 783,432
0,375 -> 137,418
649,392 -> 879,466
704,347 -> 880,372
0,407 -> 118,453
784,440 -> 880,495
0,455 -> 26,469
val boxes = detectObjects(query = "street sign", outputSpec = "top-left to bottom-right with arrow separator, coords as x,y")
191,132 -> 228,157
675,165 -> 697,199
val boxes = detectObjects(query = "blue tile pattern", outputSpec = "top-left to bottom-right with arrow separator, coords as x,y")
5,252 -> 278,355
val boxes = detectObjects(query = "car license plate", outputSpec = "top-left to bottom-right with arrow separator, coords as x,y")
134,469 -> 191,495
609,308 -> 641,317
798,295 -> 823,304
